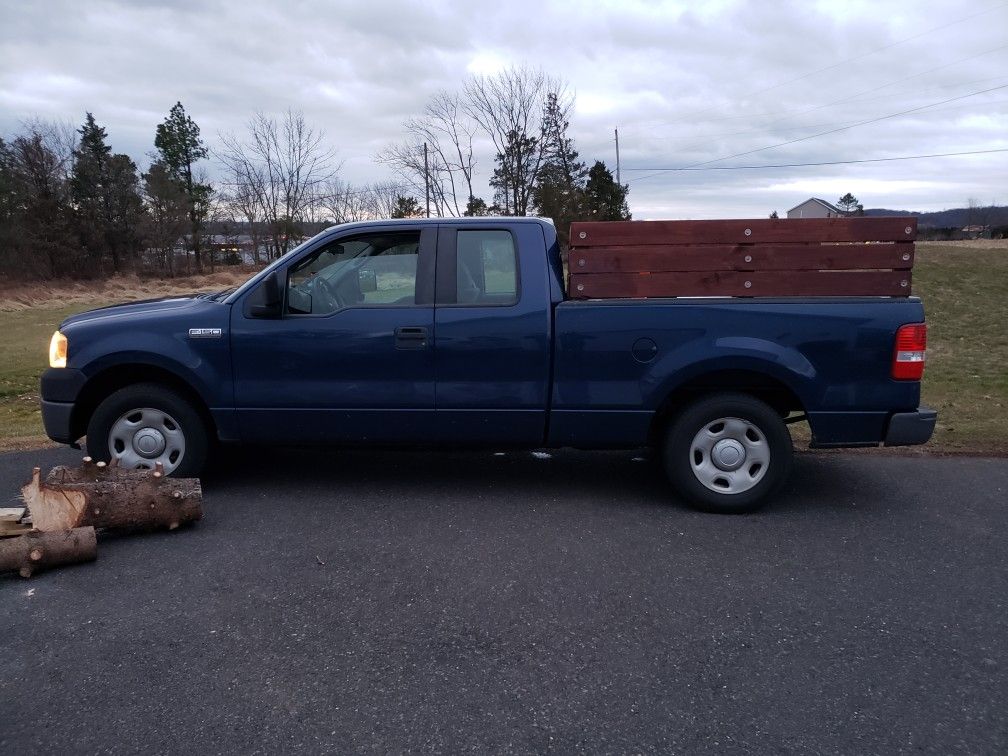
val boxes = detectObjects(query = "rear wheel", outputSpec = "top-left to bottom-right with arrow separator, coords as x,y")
86,383 -> 208,477
663,393 -> 792,513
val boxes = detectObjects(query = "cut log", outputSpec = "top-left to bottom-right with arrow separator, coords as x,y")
22,465 -> 202,532
0,527 -> 97,577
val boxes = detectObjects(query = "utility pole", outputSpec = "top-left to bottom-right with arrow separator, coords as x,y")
614,128 -> 621,185
423,142 -> 430,218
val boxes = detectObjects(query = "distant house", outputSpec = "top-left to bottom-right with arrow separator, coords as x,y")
961,224 -> 990,240
787,198 -> 842,219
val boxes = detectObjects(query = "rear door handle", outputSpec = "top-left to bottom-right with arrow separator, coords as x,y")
395,326 -> 429,350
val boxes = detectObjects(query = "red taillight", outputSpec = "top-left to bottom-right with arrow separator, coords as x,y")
892,323 -> 927,380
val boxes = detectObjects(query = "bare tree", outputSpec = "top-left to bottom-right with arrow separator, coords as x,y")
464,66 -> 560,216
377,91 -> 478,217
4,126 -> 79,277
218,109 -> 338,259
20,117 -> 77,181
318,177 -> 363,224
224,163 -> 265,265
359,180 -> 402,219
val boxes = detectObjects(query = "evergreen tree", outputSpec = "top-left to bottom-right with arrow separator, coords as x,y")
155,102 -> 212,269
71,113 -> 144,272
489,129 -> 540,215
391,195 -> 422,218
532,92 -> 587,246
143,161 -> 189,276
837,192 -> 863,216
71,113 -> 112,266
104,153 -> 144,270
463,195 -> 489,216
583,161 -> 630,221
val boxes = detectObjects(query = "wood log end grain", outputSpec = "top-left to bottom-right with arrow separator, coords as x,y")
21,472 -> 88,531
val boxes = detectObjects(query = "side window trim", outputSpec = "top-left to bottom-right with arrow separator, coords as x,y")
434,225 -> 520,308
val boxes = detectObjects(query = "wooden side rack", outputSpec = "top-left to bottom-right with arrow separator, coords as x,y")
568,217 -> 917,299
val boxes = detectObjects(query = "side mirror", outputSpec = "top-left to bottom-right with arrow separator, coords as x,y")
358,268 -> 377,294
246,269 -> 283,318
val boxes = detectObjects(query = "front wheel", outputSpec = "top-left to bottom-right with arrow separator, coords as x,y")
663,393 -> 793,514
86,383 -> 208,477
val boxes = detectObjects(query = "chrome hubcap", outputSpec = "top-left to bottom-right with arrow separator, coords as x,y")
108,407 -> 185,474
690,416 -> 770,494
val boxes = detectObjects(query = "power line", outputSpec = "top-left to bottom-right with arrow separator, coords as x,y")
625,148 -> 1008,182
679,83 -> 1008,169
744,3 -> 1008,94
632,97 -> 1008,155
637,74 -> 1008,143
729,44 -> 1008,136
622,3 -> 1008,132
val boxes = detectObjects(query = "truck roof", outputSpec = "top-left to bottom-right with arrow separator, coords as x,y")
323,216 -> 555,234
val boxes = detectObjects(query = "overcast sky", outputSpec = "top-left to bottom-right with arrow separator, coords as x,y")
1,0 -> 1005,219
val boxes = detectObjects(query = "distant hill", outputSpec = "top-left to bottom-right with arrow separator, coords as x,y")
864,206 -> 1008,228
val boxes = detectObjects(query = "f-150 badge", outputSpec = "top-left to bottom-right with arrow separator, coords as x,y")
188,328 -> 222,338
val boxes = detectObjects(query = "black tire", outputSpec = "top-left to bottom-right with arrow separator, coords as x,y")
85,383 -> 209,477
662,392 -> 792,514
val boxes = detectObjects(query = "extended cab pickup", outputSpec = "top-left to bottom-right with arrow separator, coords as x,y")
40,217 -> 936,512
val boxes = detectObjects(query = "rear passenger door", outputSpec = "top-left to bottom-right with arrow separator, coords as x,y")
433,224 -> 552,444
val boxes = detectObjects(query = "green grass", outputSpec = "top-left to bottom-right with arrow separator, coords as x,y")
0,303 -> 95,448
2,243 -> 1005,453
913,243 -> 1008,453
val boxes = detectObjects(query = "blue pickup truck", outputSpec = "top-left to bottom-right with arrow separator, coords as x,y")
41,217 -> 935,512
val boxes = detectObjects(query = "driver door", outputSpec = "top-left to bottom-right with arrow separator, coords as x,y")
230,226 -> 436,444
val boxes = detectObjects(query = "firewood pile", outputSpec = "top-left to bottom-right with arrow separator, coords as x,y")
1,457 -> 202,578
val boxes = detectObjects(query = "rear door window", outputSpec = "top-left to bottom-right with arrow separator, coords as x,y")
456,230 -> 518,305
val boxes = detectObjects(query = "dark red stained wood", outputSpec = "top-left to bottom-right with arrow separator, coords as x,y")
570,242 -> 914,273
569,270 -> 912,299
569,217 -> 917,247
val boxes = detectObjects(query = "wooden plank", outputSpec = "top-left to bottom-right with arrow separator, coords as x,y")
0,507 -> 26,522
570,242 -> 914,273
1,521 -> 32,538
570,217 -> 917,247
569,270 -> 912,299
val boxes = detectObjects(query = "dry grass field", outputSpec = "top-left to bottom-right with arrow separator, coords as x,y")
0,242 -> 1005,454
0,269 -> 252,312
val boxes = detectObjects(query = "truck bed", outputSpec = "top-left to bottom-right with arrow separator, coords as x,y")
549,296 -> 924,449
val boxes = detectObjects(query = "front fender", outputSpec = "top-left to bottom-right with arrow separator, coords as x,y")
60,299 -> 233,408
76,348 -> 229,408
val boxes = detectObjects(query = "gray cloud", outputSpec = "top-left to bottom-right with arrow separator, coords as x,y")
1,0 -> 1005,217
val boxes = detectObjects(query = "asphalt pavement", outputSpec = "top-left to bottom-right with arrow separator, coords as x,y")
1,445 -> 1006,754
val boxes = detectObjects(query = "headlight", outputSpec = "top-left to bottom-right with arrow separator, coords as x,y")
49,331 -> 67,368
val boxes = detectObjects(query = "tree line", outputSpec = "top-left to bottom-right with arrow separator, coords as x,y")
0,65 -> 629,280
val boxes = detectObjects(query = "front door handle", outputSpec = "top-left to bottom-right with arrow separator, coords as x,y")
395,326 -> 429,350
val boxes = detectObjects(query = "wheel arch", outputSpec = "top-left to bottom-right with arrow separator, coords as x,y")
647,368 -> 805,447
71,363 -> 217,443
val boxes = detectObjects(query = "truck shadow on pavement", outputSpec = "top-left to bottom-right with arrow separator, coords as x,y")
203,445 -> 886,517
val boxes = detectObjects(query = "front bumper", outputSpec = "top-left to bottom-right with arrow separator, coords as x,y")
41,399 -> 77,444
40,367 -> 86,444
884,407 -> 937,447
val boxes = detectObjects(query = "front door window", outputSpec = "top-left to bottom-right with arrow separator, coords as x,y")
287,231 -> 421,315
